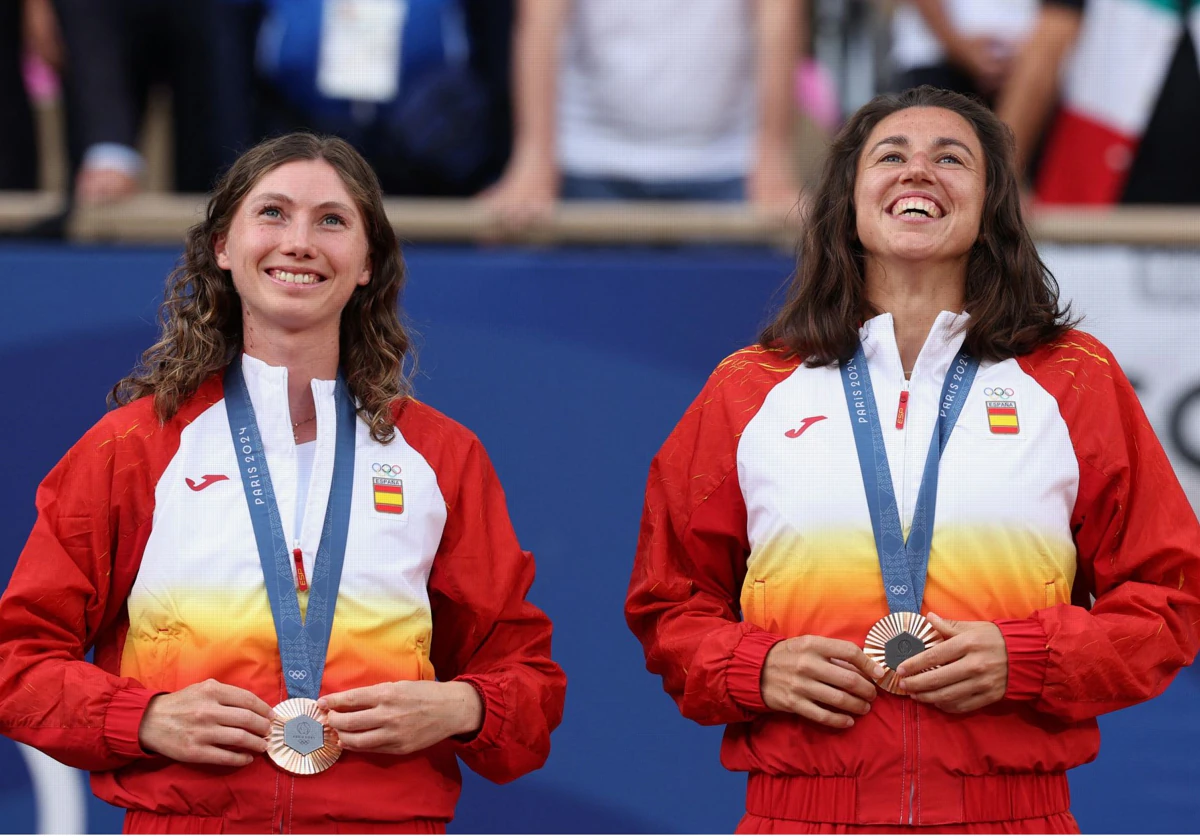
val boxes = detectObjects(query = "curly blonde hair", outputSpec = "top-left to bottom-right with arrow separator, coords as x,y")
111,132 -> 412,443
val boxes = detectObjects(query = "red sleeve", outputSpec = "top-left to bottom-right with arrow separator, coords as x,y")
419,414 -> 565,785
625,348 -> 796,725
0,404 -> 169,770
1008,333 -> 1200,720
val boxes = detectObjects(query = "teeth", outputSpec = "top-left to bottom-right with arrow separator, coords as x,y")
891,198 -> 942,218
273,270 -> 321,285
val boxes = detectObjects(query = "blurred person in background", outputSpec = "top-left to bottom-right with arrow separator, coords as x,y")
52,0 -> 240,206
238,0 -> 513,197
626,86 -> 1200,833
0,0 -> 60,191
890,0 -> 1038,101
481,0 -> 806,219
997,0 -> 1200,204
0,132 -> 565,833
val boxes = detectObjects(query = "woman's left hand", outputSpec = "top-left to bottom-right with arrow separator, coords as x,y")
896,613 -> 1008,713
318,680 -> 483,755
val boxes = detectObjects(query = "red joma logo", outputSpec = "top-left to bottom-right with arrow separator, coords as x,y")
186,474 -> 230,492
785,416 -> 827,438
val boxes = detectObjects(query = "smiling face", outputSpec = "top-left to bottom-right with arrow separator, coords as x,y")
854,107 -> 986,269
214,158 -> 371,342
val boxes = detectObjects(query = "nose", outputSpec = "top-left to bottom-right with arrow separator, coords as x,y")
281,219 -> 317,259
900,151 -> 937,184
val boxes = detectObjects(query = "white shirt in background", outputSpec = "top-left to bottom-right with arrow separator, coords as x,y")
890,0 -> 1038,74
558,0 -> 757,182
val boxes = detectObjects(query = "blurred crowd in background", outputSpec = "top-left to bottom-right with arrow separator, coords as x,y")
1,0 -> 1198,217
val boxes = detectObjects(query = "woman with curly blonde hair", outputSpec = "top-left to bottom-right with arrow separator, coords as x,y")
0,132 -> 565,834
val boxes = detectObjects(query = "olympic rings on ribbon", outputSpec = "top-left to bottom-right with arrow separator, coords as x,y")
889,585 -> 909,595
983,387 -> 1015,397
287,670 -> 308,680
371,463 -> 402,475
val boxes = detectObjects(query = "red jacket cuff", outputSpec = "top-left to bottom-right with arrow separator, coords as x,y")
451,675 -> 503,752
996,618 -> 1050,702
726,628 -> 785,714
103,686 -> 164,759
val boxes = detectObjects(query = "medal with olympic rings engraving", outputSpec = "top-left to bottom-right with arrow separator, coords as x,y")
267,697 -> 342,775
864,612 -> 942,695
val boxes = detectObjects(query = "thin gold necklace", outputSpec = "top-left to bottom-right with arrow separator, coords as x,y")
291,413 -> 316,428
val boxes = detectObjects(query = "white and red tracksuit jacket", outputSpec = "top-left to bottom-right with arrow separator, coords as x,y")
0,355 -> 566,832
627,312 -> 1200,827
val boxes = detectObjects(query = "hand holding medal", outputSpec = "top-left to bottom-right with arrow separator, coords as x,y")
893,613 -> 1009,713
138,679 -> 275,767
761,636 -> 886,729
319,679 -> 483,755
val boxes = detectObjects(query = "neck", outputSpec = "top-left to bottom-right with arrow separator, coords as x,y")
864,258 -> 965,375
242,318 -> 340,440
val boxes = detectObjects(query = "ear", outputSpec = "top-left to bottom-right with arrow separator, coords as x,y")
213,231 -> 231,271
357,255 -> 372,287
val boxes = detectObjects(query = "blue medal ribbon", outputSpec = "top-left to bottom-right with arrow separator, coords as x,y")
840,341 -> 978,614
225,357 -> 357,699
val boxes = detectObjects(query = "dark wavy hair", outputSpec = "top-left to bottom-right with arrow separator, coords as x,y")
761,86 -> 1074,365
111,132 -> 412,443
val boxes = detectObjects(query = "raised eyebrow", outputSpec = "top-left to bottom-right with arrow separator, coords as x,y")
932,137 -> 976,158
247,194 -> 355,215
867,135 -> 909,157
866,135 -> 977,159
315,201 -> 355,216
248,192 -> 293,206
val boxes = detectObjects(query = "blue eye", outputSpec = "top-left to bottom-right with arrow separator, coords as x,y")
881,152 -> 903,163
261,205 -> 282,219
321,214 -> 346,226
938,154 -> 963,164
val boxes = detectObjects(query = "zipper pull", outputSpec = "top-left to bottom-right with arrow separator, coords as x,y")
293,545 -> 308,592
895,389 -> 910,430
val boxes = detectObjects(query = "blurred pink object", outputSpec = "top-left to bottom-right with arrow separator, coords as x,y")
795,58 -> 839,133
22,53 -> 60,103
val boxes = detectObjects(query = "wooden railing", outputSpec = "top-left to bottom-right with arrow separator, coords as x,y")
3,192 -> 1200,248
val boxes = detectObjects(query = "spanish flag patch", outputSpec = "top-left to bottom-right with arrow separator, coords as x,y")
986,400 -> 1019,435
372,477 -> 405,514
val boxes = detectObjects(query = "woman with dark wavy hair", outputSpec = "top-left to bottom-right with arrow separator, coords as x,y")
0,132 -> 565,833
627,86 -> 1200,833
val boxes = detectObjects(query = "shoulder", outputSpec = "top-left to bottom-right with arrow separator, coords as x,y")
1015,329 -> 1149,470
392,397 -> 481,451
389,397 -> 493,491
68,378 -> 224,472
702,345 -> 803,404
1016,329 -> 1125,398
660,345 -> 803,461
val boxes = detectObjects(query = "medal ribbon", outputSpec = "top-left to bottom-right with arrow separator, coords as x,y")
225,357 -> 357,699
840,342 -> 978,614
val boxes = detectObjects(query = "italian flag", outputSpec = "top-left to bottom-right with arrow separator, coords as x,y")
1037,0 -> 1195,204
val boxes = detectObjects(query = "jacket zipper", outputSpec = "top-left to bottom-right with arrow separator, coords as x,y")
900,375 -> 916,825
905,698 -> 917,825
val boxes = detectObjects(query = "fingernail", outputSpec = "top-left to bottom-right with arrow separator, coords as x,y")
874,664 -> 886,679
928,612 -> 941,622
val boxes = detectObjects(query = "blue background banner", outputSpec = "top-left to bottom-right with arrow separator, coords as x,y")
0,244 -> 1197,833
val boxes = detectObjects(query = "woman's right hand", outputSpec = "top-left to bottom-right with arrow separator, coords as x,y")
137,679 -> 275,766
760,636 -> 885,728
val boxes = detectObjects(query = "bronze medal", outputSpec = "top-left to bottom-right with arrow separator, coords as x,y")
266,697 -> 342,775
864,611 -> 942,695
